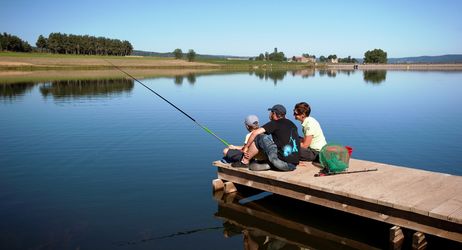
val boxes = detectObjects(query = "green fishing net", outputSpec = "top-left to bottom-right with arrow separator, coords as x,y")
319,144 -> 350,173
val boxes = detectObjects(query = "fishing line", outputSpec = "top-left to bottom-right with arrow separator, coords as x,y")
105,60 -> 230,146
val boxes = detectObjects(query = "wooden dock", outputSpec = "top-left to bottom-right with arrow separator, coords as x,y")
212,158 -> 462,245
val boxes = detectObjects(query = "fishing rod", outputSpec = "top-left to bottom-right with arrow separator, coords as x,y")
105,59 -> 230,146
314,168 -> 378,177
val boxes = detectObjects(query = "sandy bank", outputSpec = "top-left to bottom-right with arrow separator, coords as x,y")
0,56 -> 219,69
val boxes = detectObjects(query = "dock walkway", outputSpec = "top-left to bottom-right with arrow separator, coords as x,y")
212,158 -> 462,243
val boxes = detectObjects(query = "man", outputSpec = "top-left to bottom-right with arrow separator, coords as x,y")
231,104 -> 300,171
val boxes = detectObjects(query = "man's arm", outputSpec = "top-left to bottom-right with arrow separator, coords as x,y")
242,127 -> 266,152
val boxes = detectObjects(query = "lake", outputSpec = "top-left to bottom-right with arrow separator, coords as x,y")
1,69 -> 462,249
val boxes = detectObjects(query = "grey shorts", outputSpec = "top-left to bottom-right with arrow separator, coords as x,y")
224,149 -> 243,162
300,147 -> 319,162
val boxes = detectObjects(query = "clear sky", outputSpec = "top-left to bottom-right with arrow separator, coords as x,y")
1,0 -> 461,58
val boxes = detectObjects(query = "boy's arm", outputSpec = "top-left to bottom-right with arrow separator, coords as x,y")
242,128 -> 266,153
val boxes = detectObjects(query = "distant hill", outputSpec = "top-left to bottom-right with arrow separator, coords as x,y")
132,50 -> 247,59
387,54 -> 462,64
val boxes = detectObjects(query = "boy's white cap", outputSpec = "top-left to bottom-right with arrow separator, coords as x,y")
245,115 -> 259,126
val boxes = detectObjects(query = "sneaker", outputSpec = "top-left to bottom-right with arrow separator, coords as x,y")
249,162 -> 271,171
231,161 -> 249,168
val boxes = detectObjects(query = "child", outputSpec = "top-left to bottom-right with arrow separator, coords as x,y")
222,115 -> 264,163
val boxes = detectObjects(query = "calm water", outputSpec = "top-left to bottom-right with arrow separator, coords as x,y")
1,70 -> 462,249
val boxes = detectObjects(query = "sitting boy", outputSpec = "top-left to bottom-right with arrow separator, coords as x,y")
222,115 -> 266,164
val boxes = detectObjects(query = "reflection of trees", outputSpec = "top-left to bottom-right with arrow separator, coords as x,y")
187,73 -> 196,84
173,74 -> 196,85
318,69 -> 337,78
174,75 -> 184,85
254,70 -> 287,85
363,70 -> 387,84
339,70 -> 355,76
291,69 -> 315,78
0,82 -> 35,100
39,78 -> 134,98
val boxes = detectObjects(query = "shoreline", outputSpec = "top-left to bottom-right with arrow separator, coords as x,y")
327,63 -> 462,71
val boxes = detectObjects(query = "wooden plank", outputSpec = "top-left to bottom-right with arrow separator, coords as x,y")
430,195 -> 462,221
411,176 -> 460,216
379,174 -> 448,211
448,208 -> 462,224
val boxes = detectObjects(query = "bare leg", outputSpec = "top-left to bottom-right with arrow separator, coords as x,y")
241,142 -> 259,164
223,147 -> 229,156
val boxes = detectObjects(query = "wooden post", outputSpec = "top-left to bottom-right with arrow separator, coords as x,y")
224,181 -> 237,194
212,178 -> 224,192
412,232 -> 427,250
389,226 -> 404,250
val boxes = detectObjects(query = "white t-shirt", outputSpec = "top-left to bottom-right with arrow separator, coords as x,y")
302,117 -> 327,151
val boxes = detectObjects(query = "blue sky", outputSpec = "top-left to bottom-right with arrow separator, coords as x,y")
1,0 -> 461,58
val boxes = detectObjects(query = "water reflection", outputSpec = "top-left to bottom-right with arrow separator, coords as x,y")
315,69 -> 358,78
291,69 -> 315,78
173,74 -> 197,85
213,190 -> 386,249
363,70 -> 387,84
251,70 -> 287,85
0,82 -> 35,100
39,78 -> 134,99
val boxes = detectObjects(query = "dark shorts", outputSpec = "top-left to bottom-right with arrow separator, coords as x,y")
300,147 -> 320,162
224,149 -> 243,163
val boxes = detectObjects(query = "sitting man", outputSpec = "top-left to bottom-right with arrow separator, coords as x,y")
232,104 -> 300,171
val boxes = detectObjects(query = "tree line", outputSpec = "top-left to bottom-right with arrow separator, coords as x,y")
254,48 -> 286,62
37,33 -> 133,56
0,32 -> 32,52
0,32 -> 133,56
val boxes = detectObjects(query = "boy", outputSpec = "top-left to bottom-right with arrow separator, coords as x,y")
222,115 -> 264,163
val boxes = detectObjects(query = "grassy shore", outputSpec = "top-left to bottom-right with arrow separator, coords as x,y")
0,52 -> 310,70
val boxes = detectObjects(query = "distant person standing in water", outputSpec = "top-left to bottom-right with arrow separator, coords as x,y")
232,104 -> 300,171
293,102 -> 327,162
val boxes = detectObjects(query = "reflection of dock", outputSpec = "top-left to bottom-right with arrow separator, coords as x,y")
212,159 -> 462,247
214,192 -> 381,249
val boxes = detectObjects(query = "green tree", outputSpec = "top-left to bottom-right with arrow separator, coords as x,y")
256,53 -> 265,61
319,56 -> 327,62
36,35 -> 47,52
0,32 -> 31,52
173,48 -> 183,59
186,49 -> 196,62
364,49 -> 387,63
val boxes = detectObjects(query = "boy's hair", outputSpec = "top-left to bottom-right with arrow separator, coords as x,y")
294,102 -> 311,117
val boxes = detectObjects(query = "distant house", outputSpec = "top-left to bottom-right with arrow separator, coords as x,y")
329,58 -> 339,64
293,56 -> 316,63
